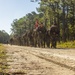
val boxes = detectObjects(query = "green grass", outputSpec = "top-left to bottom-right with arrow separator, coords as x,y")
0,44 -> 7,72
57,41 -> 75,48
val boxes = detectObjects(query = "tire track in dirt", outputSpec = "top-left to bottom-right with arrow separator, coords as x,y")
31,50 -> 75,71
28,50 -> 75,71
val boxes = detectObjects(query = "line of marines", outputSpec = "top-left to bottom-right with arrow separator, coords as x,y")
10,20 -> 60,48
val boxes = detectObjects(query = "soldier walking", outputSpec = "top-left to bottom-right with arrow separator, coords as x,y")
37,22 -> 47,47
50,23 -> 60,48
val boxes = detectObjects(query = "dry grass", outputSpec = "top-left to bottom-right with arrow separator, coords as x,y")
0,44 -> 7,72
57,41 -> 75,48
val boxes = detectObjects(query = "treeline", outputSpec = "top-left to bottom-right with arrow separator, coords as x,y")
11,0 -> 75,42
0,30 -> 10,44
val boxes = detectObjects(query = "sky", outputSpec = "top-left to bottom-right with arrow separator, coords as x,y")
0,0 -> 39,34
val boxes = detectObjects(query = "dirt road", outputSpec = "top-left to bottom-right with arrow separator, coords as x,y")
4,45 -> 75,75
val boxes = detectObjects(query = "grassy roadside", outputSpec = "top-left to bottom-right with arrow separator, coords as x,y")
57,41 -> 75,48
0,44 -> 7,73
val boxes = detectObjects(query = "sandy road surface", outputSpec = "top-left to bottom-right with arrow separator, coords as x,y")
4,45 -> 75,75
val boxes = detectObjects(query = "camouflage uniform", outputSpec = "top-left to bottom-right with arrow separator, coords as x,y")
45,30 -> 50,48
10,38 -> 13,45
50,24 -> 60,48
37,23 -> 47,47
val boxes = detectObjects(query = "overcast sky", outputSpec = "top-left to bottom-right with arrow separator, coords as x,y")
0,0 -> 39,34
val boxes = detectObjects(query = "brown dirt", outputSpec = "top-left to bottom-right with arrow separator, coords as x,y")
4,45 -> 75,75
